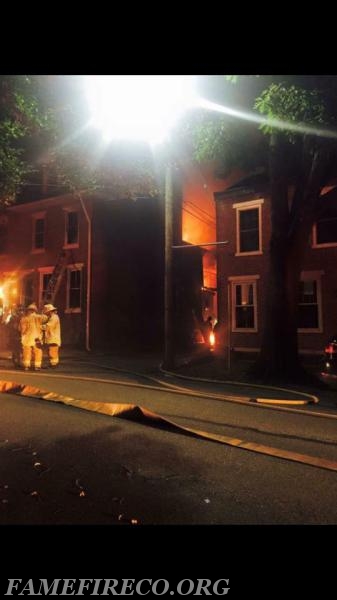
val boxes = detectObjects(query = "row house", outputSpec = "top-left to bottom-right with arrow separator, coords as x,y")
0,193 -> 93,348
0,189 -> 203,352
181,167 -> 337,355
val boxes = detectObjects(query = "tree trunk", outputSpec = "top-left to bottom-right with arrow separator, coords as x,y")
253,134 -> 302,379
253,137 -> 330,381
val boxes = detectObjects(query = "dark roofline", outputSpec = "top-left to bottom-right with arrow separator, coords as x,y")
7,190 -> 90,212
214,186 -> 267,202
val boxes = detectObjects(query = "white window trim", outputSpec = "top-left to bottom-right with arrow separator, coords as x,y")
233,199 -> 264,256
19,270 -> 35,307
31,211 -> 46,254
65,264 -> 83,314
312,222 -> 337,249
38,267 -> 54,308
63,208 -> 79,249
298,271 -> 324,333
229,275 -> 259,333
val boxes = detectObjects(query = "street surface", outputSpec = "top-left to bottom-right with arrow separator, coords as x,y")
0,354 -> 337,524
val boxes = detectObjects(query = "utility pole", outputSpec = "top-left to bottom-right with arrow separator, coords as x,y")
163,162 -> 174,370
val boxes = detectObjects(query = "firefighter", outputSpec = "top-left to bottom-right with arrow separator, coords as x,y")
19,303 -> 44,371
42,303 -> 61,368
6,305 -> 24,368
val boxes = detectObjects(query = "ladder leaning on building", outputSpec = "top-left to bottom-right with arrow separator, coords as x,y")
42,250 -> 68,305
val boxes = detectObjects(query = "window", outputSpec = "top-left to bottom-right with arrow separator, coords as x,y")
313,196 -> 337,247
298,274 -> 323,332
233,199 -> 263,255
21,274 -> 34,307
64,211 -> 79,247
230,276 -> 259,332
313,215 -> 337,247
32,212 -> 46,252
38,269 -> 53,306
0,224 -> 7,253
66,267 -> 82,312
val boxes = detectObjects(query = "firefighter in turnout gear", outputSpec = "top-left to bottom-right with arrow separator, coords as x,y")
43,303 -> 61,368
6,305 -> 24,368
19,303 -> 44,371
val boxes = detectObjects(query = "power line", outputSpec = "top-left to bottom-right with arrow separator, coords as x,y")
184,200 -> 216,223
182,206 -> 216,228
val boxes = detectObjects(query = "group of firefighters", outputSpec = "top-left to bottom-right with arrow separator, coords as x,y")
6,303 -> 61,371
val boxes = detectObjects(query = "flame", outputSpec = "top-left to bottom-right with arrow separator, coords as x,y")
209,332 -> 215,347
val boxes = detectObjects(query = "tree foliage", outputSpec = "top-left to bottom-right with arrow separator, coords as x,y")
0,76 -> 162,205
189,75 -> 337,380
0,76 -> 50,205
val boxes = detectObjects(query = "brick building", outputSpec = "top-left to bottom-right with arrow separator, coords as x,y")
179,164 -> 337,355
0,190 -> 203,352
212,174 -> 337,355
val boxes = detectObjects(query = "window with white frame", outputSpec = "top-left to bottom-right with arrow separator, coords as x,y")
233,199 -> 264,255
66,267 -> 82,312
64,210 -> 79,247
21,273 -> 34,307
230,276 -> 258,332
298,273 -> 323,332
38,269 -> 53,307
32,212 -> 46,252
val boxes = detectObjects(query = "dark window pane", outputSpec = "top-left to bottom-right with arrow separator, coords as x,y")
42,273 -> 52,297
70,270 -> 81,288
298,305 -> 318,328
240,209 -> 258,229
22,275 -> 34,307
67,212 -> 78,245
236,306 -> 254,328
299,281 -> 317,304
316,217 -> 337,244
69,289 -> 81,308
69,270 -> 81,309
0,225 -> 7,253
34,218 -> 45,249
298,280 -> 318,328
239,208 -> 259,252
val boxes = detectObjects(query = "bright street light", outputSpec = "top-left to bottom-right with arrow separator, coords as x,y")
84,75 -> 197,144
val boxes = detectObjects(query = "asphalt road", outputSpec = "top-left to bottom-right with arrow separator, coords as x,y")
1,364 -> 337,524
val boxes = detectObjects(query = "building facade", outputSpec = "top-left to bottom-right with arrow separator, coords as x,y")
180,165 -> 337,355
0,190 -> 203,352
213,177 -> 337,355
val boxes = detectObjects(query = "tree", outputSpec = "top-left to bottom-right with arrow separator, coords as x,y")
189,75 -> 337,381
0,76 -> 50,205
0,76 -> 162,204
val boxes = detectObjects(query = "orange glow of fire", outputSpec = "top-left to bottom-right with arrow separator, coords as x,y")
209,331 -> 215,346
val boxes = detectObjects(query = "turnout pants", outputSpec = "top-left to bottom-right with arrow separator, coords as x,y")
22,345 -> 42,369
47,344 -> 60,367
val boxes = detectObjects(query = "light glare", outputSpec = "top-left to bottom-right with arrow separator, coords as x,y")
84,75 -> 197,144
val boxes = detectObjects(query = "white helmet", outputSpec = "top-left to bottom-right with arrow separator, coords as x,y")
43,303 -> 57,313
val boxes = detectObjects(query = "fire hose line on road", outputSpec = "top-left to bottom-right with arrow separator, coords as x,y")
158,367 -> 320,405
63,359 -> 320,405
1,377 -> 337,474
0,367 -> 334,422
55,356 -> 319,406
